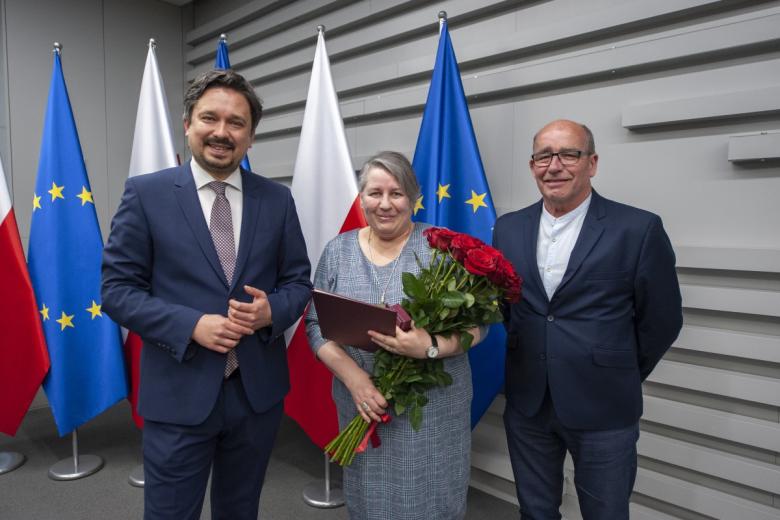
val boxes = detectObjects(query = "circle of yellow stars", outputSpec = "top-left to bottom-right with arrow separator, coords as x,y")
32,181 -> 103,333
413,183 -> 488,215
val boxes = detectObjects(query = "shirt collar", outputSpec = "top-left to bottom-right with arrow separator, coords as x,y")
541,193 -> 592,224
190,158 -> 242,193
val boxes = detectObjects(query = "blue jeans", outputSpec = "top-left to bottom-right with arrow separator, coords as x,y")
504,392 -> 639,520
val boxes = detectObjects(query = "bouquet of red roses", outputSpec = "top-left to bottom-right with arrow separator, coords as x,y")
324,227 -> 522,466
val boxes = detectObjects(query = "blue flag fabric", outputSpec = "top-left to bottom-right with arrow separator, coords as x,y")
215,38 -> 252,171
412,22 -> 506,428
27,51 -> 127,436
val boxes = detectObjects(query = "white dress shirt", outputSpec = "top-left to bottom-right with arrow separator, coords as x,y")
191,158 -> 242,254
536,194 -> 592,300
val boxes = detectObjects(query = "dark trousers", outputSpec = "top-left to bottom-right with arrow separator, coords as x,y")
143,373 -> 284,520
503,391 -> 639,520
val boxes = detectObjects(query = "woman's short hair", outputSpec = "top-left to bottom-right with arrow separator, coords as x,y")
358,151 -> 420,203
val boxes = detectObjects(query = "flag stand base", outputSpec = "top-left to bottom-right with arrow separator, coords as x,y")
0,452 -> 26,475
48,429 -> 103,480
48,454 -> 103,480
128,464 -> 144,487
302,453 -> 344,508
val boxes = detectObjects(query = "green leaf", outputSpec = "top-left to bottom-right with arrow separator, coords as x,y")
394,402 -> 406,416
441,291 -> 465,308
409,404 -> 423,431
447,278 -> 457,291
463,292 -> 475,308
405,374 -> 423,383
402,272 -> 427,299
459,330 -> 474,351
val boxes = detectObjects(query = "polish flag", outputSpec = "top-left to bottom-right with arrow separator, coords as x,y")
124,40 -> 178,428
0,155 -> 50,436
284,29 -> 365,449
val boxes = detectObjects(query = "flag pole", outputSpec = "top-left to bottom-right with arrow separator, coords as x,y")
125,37 -> 161,490
296,23 -> 345,510
48,428 -> 103,480
439,10 -> 447,31
302,452 -> 344,508
0,452 -> 26,474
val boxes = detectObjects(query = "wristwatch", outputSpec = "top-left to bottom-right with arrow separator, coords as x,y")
426,334 -> 439,359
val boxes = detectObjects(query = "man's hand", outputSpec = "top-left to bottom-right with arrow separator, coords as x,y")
228,285 -> 273,332
192,314 -> 254,353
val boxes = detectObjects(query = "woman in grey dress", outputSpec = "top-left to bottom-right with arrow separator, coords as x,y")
305,151 -> 483,519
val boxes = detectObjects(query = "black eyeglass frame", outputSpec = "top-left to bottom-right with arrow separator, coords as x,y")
530,150 -> 590,167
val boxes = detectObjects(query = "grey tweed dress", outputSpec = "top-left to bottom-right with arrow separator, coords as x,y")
305,222 -> 472,520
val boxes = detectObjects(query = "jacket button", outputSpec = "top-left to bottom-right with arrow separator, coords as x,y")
539,353 -> 546,360
547,315 -> 554,322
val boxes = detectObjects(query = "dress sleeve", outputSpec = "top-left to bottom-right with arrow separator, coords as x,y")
305,237 -> 339,355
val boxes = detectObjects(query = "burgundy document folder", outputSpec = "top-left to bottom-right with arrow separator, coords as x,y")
311,289 -> 397,351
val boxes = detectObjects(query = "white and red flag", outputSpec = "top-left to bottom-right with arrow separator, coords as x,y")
284,29 -> 365,449
124,40 -> 178,428
0,155 -> 50,436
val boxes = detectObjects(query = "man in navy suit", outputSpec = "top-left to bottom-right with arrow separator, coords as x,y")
493,120 -> 682,519
102,70 -> 311,520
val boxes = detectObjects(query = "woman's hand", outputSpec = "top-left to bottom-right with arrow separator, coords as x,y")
368,323 -> 432,359
344,367 -> 388,423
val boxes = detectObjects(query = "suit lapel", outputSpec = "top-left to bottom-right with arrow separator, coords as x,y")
230,170 -> 260,292
173,164 -> 228,287
555,191 -> 606,295
522,201 -> 547,302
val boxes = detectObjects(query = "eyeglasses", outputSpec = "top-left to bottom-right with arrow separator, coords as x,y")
531,150 -> 588,167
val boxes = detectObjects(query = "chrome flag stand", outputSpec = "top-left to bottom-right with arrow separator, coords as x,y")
0,451 -> 26,475
302,453 -> 344,508
48,429 -> 103,480
128,463 -> 144,487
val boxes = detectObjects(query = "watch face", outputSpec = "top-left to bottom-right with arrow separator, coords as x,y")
426,346 -> 439,359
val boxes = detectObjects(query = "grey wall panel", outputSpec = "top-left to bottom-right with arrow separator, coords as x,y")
4,0 -> 185,242
2,0 -> 185,408
189,1 -> 780,518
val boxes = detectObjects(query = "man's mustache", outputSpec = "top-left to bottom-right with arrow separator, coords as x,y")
205,137 -> 235,149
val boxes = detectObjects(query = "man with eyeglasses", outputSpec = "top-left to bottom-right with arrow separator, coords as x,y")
493,119 -> 682,519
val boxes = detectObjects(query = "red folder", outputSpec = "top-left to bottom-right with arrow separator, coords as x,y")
311,289 -> 397,351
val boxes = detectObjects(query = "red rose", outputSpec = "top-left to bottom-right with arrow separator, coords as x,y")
488,256 -> 512,286
464,248 -> 498,276
423,227 -> 458,252
504,272 -> 523,303
449,234 -> 485,263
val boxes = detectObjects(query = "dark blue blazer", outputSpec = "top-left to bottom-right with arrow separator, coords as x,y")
102,164 -> 311,425
493,190 -> 682,430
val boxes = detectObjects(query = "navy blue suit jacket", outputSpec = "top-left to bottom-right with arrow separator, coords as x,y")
493,190 -> 682,430
102,164 -> 311,426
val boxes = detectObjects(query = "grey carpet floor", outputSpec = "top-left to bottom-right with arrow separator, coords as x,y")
0,401 -> 517,519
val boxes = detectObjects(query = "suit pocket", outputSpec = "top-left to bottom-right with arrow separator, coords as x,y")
592,347 -> 636,369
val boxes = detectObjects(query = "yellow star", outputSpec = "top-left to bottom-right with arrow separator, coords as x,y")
48,182 -> 65,202
413,195 -> 424,216
56,311 -> 75,331
465,190 -> 488,213
436,183 -> 451,203
33,194 -> 42,211
85,300 -> 102,319
76,186 -> 94,206
40,304 -> 50,321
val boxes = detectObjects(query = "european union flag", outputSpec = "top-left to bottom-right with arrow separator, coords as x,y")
215,35 -> 251,172
27,49 -> 127,435
412,21 -> 506,427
